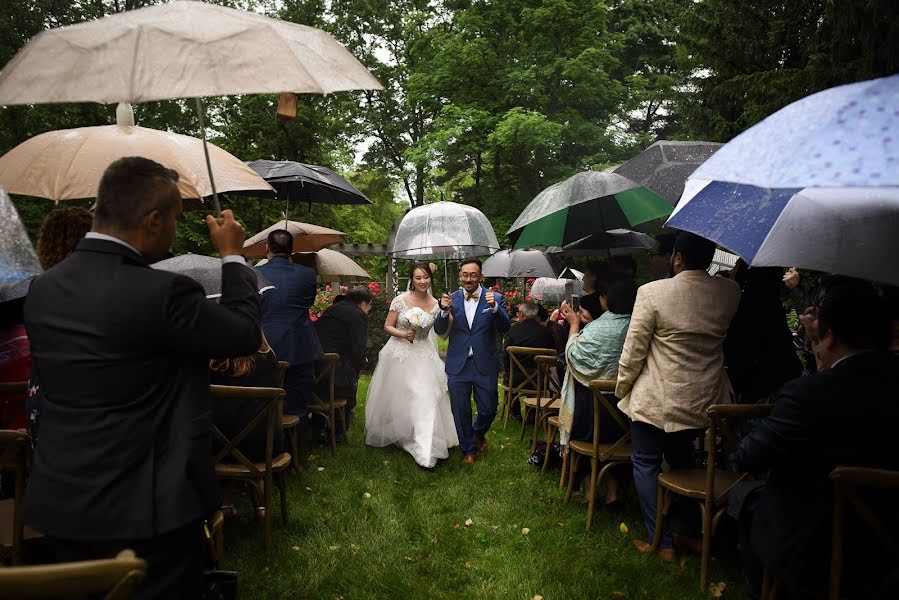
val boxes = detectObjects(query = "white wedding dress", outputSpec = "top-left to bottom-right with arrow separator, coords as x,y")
365,293 -> 459,467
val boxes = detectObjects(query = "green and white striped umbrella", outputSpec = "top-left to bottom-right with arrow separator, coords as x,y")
508,171 -> 671,249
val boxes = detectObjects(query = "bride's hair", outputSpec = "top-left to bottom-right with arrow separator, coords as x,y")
408,262 -> 433,291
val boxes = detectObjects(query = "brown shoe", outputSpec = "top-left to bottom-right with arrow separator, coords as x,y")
462,453 -> 477,465
633,539 -> 676,563
475,437 -> 488,452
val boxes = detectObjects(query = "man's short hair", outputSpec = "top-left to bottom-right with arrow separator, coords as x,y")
94,157 -> 179,230
673,231 -> 716,270
345,287 -> 374,305
267,229 -> 293,256
459,257 -> 482,271
655,232 -> 677,256
605,279 -> 638,315
816,277 -> 890,351
518,301 -> 538,320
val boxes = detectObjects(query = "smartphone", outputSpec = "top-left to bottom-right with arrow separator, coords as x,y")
570,294 -> 580,313
564,280 -> 574,306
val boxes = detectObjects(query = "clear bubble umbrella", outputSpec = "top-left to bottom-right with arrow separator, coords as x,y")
152,254 -> 274,299
390,201 -> 500,260
529,277 -> 583,304
0,187 -> 42,303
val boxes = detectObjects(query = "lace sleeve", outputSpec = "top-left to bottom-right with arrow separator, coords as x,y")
389,295 -> 404,312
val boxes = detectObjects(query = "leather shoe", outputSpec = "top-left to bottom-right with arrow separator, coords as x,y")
475,437 -> 488,452
633,539 -> 676,563
462,453 -> 477,465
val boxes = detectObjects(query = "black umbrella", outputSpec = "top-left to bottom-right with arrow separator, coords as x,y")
482,249 -> 561,278
152,254 -> 274,298
247,160 -> 372,206
613,140 -> 722,205
552,228 -> 655,256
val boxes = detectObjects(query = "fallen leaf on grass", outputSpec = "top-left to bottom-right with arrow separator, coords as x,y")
532,596 -> 544,600
431,537 -> 438,544
383,460 -> 389,465
491,525 -> 498,535
363,492 -> 372,499
307,454 -> 318,461
453,523 -> 461,529
709,581 -> 727,597
291,546 -> 300,551
612,592 -> 625,598
464,562 -> 472,568
521,528 -> 530,535
464,518 -> 474,526
317,466 -> 325,472
305,487 -> 313,491
404,556 -> 413,561
557,522 -> 565,527
329,545 -> 340,551
619,522 -> 628,533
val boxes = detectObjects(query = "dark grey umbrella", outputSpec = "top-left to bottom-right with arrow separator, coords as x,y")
247,159 -> 371,206
554,228 -> 655,256
152,254 -> 274,298
613,140 -> 722,205
482,249 -> 561,278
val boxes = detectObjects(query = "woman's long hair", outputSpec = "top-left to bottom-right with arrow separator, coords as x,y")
36,207 -> 93,270
209,331 -> 273,378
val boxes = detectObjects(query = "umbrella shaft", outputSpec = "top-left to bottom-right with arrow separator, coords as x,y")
195,97 -> 221,216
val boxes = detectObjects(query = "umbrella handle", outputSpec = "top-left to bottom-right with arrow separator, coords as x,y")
195,97 -> 221,217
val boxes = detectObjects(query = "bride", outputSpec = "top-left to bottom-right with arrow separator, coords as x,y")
365,262 -> 459,468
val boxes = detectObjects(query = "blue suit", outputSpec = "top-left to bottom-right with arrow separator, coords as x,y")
434,287 -> 511,455
255,257 -> 323,415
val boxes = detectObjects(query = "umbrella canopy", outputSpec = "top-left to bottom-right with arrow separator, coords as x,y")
668,181 -> 899,285
0,121 -> 273,202
247,160 -> 371,206
390,202 -> 500,260
508,171 -> 671,250
613,140 -> 722,204
243,220 -> 346,259
529,277 -> 583,304
558,267 -> 584,281
0,187 -> 42,302
687,73 -> 899,188
152,254 -> 274,298
482,249 -> 561,278
0,1 -> 382,105
551,228 -> 656,256
291,248 -> 369,283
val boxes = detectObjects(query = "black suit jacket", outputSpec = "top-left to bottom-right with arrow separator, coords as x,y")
23,238 -> 261,540
736,352 -> 899,587
314,300 -> 368,396
502,318 -> 556,383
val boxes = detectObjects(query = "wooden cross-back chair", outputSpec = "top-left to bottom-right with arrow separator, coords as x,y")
500,346 -> 556,430
209,385 -> 290,551
305,353 -> 345,457
828,466 -> 899,600
0,549 -> 146,599
0,428 -> 30,565
276,360 -> 302,471
562,380 -> 632,529
523,354 -> 561,451
651,403 -> 774,591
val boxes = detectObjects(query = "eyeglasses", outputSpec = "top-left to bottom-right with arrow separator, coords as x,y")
460,273 -> 481,280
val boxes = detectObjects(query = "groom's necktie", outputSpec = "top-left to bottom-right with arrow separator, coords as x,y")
465,291 -> 480,301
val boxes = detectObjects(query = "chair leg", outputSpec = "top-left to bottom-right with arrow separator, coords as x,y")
279,471 -> 289,525
650,484 -> 666,551
565,454 -> 580,504
329,408 -> 337,457
338,407 -> 348,441
559,446 -> 569,489
519,407 -> 532,441
263,473 -> 273,552
542,427 -> 557,474
531,409 -> 542,452
699,501 -> 712,591
586,456 -> 599,530
500,389 -> 509,430
289,426 -> 300,472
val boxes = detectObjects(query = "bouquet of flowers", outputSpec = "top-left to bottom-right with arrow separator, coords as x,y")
405,306 -> 429,330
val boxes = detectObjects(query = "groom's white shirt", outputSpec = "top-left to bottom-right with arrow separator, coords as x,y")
464,287 -> 480,357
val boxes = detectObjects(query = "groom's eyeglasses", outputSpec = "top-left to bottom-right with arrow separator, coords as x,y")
460,273 -> 481,281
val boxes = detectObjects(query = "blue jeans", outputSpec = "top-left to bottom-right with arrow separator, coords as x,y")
447,357 -> 498,455
631,421 -> 700,549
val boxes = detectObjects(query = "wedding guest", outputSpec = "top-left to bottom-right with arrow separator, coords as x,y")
648,232 -> 676,279
617,231 -> 741,562
537,303 -> 566,354
23,157 -> 261,599
735,277 -> 897,599
314,286 -> 373,434
579,261 -> 611,322
559,278 -> 637,505
502,301 -> 555,421
35,206 -> 92,270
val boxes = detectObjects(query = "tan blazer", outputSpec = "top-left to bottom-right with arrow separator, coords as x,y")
616,270 -> 741,432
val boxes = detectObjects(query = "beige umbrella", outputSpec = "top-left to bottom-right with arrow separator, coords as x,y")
243,220 -> 346,258
0,0 -> 382,213
0,117 -> 273,202
291,249 -> 369,283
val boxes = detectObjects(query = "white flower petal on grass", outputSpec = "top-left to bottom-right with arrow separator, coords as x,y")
464,518 -> 474,526
363,492 -> 372,499
317,466 -> 325,472
521,528 -> 530,535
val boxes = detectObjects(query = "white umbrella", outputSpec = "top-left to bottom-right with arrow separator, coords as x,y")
0,1 -> 382,214
243,219 -> 346,259
292,248 -> 369,283
0,105 -> 273,202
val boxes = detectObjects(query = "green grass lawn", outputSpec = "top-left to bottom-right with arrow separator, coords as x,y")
224,375 -> 746,599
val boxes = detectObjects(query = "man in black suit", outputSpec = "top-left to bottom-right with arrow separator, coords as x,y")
735,277 -> 898,599
255,231 -> 323,418
314,286 -> 373,433
502,301 -> 556,419
23,157 -> 262,599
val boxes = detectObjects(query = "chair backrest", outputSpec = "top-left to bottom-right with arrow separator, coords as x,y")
0,429 -> 28,564
311,353 -> 339,408
276,361 -> 289,389
829,466 -> 899,600
209,385 -> 285,475
534,355 -> 560,407
0,549 -> 146,599
705,404 -> 774,501
587,380 -> 626,455
506,346 -> 556,397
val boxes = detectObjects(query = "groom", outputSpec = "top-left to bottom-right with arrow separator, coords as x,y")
435,258 -> 511,464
